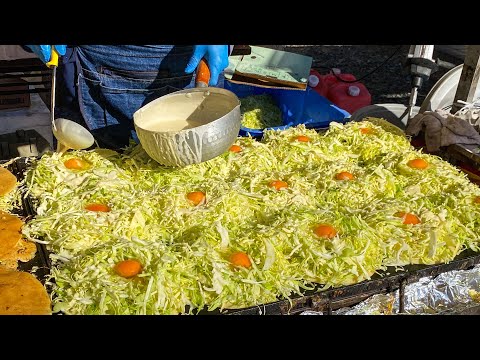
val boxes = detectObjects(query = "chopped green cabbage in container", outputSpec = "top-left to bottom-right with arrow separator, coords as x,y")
240,94 -> 283,129
23,120 -> 480,315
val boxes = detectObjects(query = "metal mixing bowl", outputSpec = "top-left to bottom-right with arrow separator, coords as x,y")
133,87 -> 241,167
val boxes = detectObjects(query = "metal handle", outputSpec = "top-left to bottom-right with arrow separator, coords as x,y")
47,47 -> 59,131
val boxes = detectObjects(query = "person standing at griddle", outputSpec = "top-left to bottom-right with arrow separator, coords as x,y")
24,45 -> 230,150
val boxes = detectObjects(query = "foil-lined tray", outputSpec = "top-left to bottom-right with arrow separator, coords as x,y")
300,265 -> 480,315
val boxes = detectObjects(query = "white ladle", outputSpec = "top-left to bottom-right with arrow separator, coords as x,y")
52,118 -> 95,154
47,48 -> 95,155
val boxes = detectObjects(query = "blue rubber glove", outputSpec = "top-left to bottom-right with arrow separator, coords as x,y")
25,45 -> 67,64
185,45 -> 229,86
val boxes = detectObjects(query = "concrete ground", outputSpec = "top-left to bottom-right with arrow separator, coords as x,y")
0,92 -> 54,160
264,45 -> 465,106
0,92 -> 53,146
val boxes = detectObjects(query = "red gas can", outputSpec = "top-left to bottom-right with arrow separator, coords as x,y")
309,69 -> 356,97
308,69 -> 371,114
327,82 -> 371,115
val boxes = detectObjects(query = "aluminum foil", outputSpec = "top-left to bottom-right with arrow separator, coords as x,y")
300,265 -> 480,315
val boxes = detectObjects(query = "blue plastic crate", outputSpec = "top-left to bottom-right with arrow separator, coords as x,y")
225,80 -> 350,137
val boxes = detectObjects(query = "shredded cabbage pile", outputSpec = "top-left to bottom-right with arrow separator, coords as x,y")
22,119 -> 480,314
0,165 -> 21,212
0,189 -> 19,212
240,94 -> 283,129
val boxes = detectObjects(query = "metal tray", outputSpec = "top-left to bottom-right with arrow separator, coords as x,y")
1,157 -> 50,284
223,249 -> 480,315
10,156 -> 480,315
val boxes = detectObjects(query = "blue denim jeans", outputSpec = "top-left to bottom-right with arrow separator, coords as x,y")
60,45 -> 224,149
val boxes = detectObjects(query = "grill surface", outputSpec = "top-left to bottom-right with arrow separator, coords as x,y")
1,157 -> 50,284
8,156 -> 480,315
224,249 -> 480,315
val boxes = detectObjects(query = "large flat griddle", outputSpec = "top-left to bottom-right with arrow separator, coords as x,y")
9,154 -> 480,315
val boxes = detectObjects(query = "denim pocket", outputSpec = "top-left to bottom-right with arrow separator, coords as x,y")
75,45 -> 197,149
99,66 -> 194,93
78,73 -> 137,149
96,69 -> 194,126
78,68 -> 196,149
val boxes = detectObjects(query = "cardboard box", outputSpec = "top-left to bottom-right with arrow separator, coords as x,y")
225,46 -> 313,90
0,78 -> 30,110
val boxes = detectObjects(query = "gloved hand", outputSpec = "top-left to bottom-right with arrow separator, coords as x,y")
185,45 -> 229,86
24,45 -> 67,64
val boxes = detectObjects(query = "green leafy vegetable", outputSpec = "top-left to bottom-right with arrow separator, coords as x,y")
23,120 -> 480,314
240,94 -> 283,129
